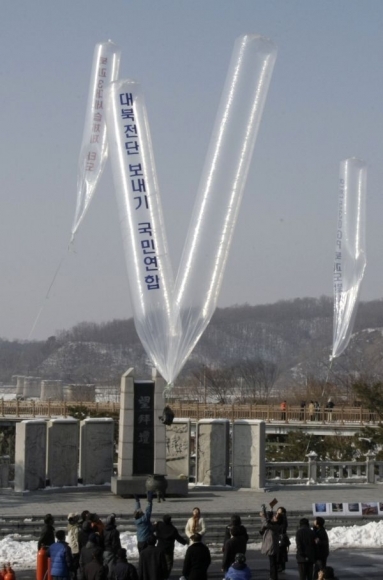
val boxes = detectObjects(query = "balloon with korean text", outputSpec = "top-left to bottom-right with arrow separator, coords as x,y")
332,158 -> 367,359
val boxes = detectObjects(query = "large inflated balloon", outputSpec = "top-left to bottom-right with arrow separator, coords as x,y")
104,34 -> 277,384
71,41 -> 121,241
169,34 -> 277,381
105,80 -> 179,382
332,158 -> 367,359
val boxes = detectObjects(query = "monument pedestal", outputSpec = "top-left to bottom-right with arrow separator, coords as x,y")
111,367 -> 188,497
111,475 -> 188,497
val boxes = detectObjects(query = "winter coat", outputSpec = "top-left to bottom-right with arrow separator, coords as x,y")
182,541 -> 211,580
103,523 -> 121,555
48,541 -> 73,578
308,403 -> 315,416
67,522 -> 80,555
38,523 -> 55,550
134,500 -> 153,543
222,536 -> 248,571
83,560 -> 108,580
225,562 -> 252,580
185,516 -> 206,538
260,518 -> 281,557
154,521 -> 187,555
223,524 -> 249,547
79,541 -> 99,579
112,560 -> 138,580
296,525 -> 316,563
314,527 -> 329,561
138,545 -> 168,580
79,522 -> 93,551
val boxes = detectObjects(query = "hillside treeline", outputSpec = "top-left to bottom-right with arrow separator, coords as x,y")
1,296 -> 383,387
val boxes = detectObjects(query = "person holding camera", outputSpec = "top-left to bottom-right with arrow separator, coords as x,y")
260,508 -> 283,580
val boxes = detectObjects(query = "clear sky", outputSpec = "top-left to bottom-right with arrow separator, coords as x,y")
1,1 -> 383,340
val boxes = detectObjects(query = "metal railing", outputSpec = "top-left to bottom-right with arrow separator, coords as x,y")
0,399 -> 378,424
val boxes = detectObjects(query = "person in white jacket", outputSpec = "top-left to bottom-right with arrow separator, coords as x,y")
185,507 -> 206,540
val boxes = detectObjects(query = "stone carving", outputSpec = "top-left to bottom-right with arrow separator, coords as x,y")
79,418 -> 114,485
166,420 -> 190,477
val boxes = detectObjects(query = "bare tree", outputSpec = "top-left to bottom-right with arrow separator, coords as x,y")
237,358 -> 279,402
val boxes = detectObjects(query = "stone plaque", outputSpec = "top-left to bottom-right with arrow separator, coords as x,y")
166,419 -> 191,477
133,381 -> 154,475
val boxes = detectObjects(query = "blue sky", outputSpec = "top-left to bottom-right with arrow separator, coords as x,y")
1,1 -> 383,340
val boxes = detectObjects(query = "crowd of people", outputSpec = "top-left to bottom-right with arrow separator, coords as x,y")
37,496 -> 339,580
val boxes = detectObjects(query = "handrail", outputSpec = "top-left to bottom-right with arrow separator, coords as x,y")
0,400 -> 378,425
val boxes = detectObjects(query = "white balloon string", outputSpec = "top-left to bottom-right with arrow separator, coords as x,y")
27,250 -> 68,340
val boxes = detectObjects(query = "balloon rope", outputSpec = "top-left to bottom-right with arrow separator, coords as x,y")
163,383 -> 174,398
27,240 -> 75,340
321,357 -> 334,398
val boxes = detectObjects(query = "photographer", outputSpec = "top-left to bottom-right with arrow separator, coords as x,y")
260,506 -> 283,580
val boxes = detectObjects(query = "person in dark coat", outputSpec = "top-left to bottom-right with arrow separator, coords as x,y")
313,517 -> 329,579
222,526 -> 248,573
83,548 -> 108,580
47,530 -> 73,580
295,518 -> 316,580
182,533 -> 211,580
222,515 -> 249,549
154,514 -> 187,577
111,548 -> 138,580
79,534 -> 100,580
79,521 -> 93,552
138,535 -> 168,580
103,514 -> 121,578
38,514 -> 55,550
225,553 -> 251,580
134,493 -> 154,553
260,512 -> 283,580
277,506 -> 289,572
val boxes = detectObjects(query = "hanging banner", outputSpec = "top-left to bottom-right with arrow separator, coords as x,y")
332,158 -> 367,359
71,41 -> 121,241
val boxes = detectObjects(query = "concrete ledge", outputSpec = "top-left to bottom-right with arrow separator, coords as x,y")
111,476 -> 188,497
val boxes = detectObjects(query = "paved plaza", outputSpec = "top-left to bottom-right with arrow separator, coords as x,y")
2,482 -> 383,517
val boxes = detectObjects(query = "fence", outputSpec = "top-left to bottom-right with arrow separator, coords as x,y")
265,452 -> 382,485
0,400 -> 378,424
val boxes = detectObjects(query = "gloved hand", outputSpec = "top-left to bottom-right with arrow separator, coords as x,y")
134,494 -> 140,501
147,490 -> 154,502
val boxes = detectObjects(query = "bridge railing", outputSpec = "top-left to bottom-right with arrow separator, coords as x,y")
266,454 -> 382,485
0,400 -> 378,425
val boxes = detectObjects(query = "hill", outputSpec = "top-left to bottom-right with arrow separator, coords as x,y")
2,296 -> 383,390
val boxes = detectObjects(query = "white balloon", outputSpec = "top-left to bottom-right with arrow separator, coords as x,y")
104,34 -> 277,385
332,158 -> 367,359
169,34 -> 277,381
105,80 -> 179,382
71,41 -> 121,241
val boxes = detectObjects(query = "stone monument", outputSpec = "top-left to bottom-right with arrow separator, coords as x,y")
166,418 -> 191,478
46,419 -> 79,487
111,368 -> 187,496
79,418 -> 114,485
196,419 -> 229,486
232,419 -> 265,488
14,420 -> 47,492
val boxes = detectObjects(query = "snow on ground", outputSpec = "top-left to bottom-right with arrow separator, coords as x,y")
3,522 -> 383,569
